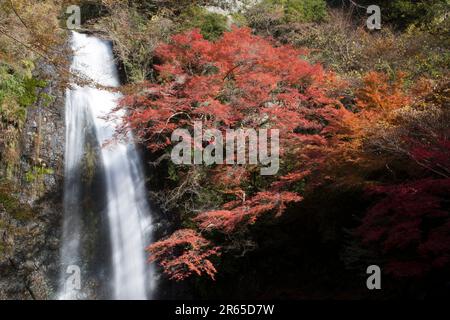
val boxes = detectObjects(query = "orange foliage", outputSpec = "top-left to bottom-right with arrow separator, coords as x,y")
356,71 -> 410,111
335,71 -> 413,160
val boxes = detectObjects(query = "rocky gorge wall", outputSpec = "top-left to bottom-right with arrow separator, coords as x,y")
0,61 -> 65,299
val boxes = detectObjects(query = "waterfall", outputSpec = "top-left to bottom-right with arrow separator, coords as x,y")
59,31 -> 154,300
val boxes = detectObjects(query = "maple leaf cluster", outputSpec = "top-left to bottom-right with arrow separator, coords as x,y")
118,27 -> 345,281
119,27 -> 342,154
147,229 -> 220,281
195,191 -> 303,233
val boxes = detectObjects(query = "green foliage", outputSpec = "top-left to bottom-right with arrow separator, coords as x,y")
0,187 -> 34,221
0,183 -> 35,261
0,69 -> 26,124
0,191 -> 19,213
25,165 -> 54,183
259,10 -> 449,81
19,77 -> 47,107
95,3 -> 174,83
78,1 -> 109,24
263,0 -> 328,23
0,63 -> 47,125
167,162 -> 179,182
245,0 -> 328,40
0,62 -> 49,180
179,6 -> 228,40
230,13 -> 248,27
388,0 -> 449,31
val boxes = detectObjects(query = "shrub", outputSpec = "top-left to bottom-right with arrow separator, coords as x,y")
178,5 -> 229,40
117,28 -> 344,279
147,229 -> 220,281
355,0 -> 449,31
247,0 -> 328,26
0,0 -> 65,67
254,9 -> 449,81
94,3 -> 174,82
275,0 -> 328,23
0,61 -> 48,179
338,75 -> 450,280
0,63 -> 47,125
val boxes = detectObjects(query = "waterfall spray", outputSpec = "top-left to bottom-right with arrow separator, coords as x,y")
59,32 -> 155,300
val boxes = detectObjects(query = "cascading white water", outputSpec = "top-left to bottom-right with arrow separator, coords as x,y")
59,31 -> 154,300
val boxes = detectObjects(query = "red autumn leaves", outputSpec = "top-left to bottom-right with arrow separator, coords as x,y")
118,27 -> 342,281
119,27 -> 449,282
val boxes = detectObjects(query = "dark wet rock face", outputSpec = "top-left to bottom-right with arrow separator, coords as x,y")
0,61 -> 65,300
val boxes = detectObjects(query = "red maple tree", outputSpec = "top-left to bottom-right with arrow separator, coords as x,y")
147,229 -> 220,281
118,27 -> 344,280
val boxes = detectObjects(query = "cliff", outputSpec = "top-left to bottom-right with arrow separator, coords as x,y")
0,60 -> 65,299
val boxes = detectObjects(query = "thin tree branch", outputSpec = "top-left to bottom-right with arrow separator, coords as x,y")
8,0 -> 29,29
